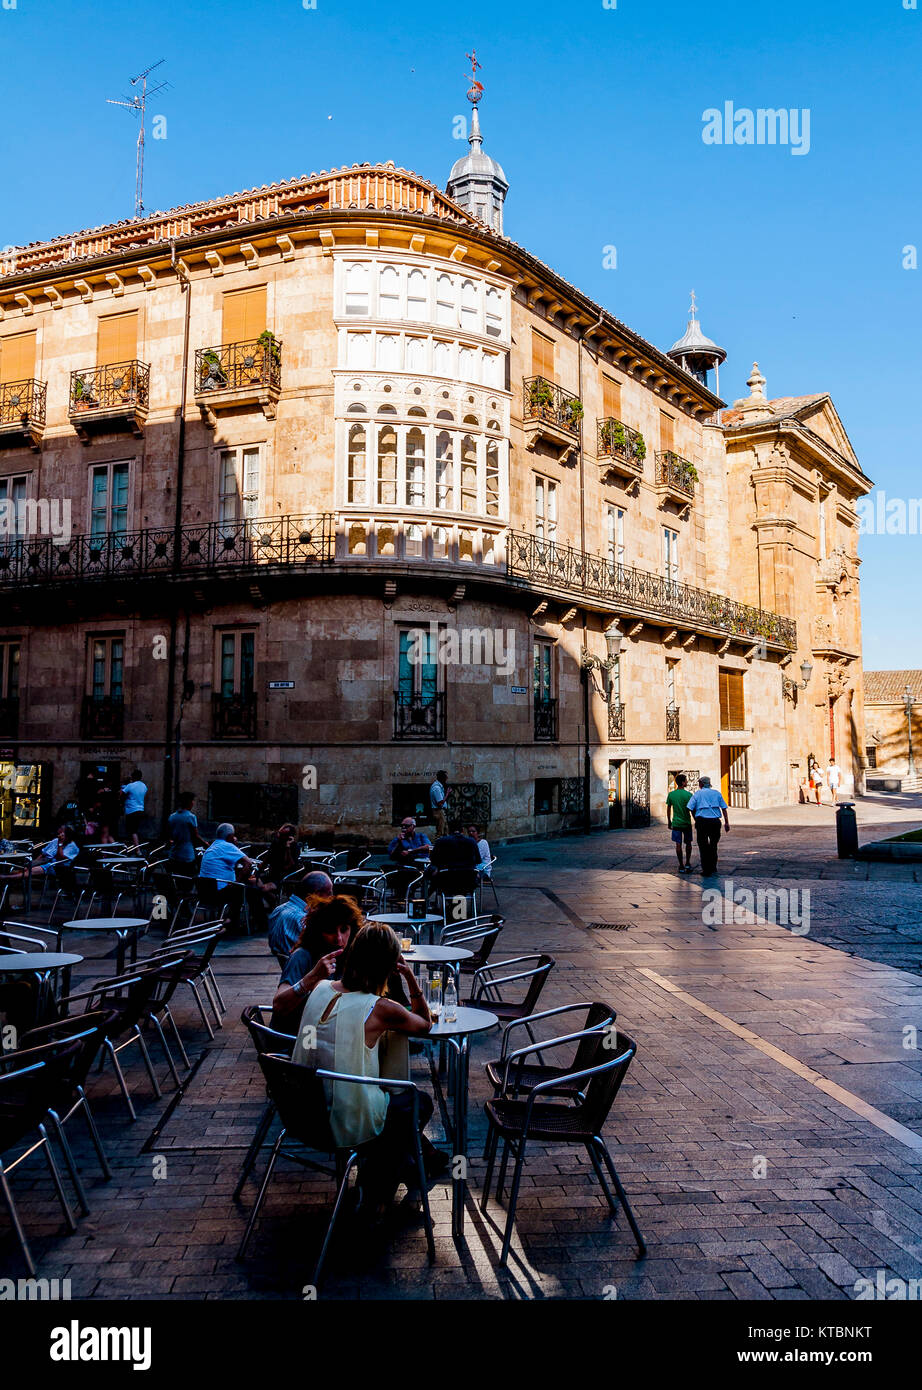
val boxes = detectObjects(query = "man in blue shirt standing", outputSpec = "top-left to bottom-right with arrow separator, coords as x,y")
686,777 -> 730,877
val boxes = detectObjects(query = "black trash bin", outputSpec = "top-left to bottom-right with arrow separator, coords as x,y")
836,802 -> 859,858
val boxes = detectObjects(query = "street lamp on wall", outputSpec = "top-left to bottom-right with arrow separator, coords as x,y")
903,685 -> 916,777
782,658 -> 814,703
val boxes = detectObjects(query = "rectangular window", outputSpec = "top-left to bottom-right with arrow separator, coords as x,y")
222,286 -> 267,343
435,432 -> 453,509
0,330 -> 37,383
659,410 -> 675,453
665,658 -> 679,708
718,668 -> 746,731
485,443 -> 500,518
532,329 -> 555,380
535,476 -> 557,541
606,505 -> 625,574
0,474 -> 28,535
97,311 -> 138,366
435,275 -> 456,327
219,630 -> 256,698
347,425 -> 367,504
219,446 -> 260,524
90,462 -> 129,537
398,627 -> 438,700
534,777 -> 558,815
485,289 -> 503,339
0,641 -> 20,700
662,527 -> 679,584
376,424 -> 398,505
602,374 -> 621,420
90,634 -> 124,701
533,640 -> 553,701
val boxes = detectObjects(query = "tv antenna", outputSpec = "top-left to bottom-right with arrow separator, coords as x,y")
107,59 -> 171,218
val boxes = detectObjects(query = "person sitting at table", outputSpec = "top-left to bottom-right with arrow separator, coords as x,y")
263,823 -> 301,895
428,827 -> 480,905
199,824 -> 268,932
12,824 -> 81,881
267,870 -> 334,963
271,893 -> 362,1031
291,921 -> 447,1218
387,817 -> 432,907
465,824 -> 493,878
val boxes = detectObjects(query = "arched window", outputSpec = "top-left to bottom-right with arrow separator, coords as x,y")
432,526 -> 448,559
436,274 -> 455,326
435,431 -> 453,509
407,269 -> 427,321
486,441 -> 500,517
459,529 -> 475,561
347,424 -> 366,503
377,425 -> 397,505
378,525 -> 396,556
459,346 -> 477,382
406,337 -> 426,371
405,523 -> 423,558
346,402 -> 367,414
435,408 -> 454,422
460,279 -> 478,332
462,413 -> 480,426
433,340 -> 453,377
377,403 -> 397,414
379,265 -> 400,319
376,334 -> 399,369
345,262 -> 370,316
460,435 -> 478,512
407,405 -> 427,418
346,333 -> 372,369
485,287 -> 503,338
405,428 -> 426,507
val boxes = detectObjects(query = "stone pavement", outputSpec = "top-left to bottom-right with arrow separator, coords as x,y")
3,794 -> 922,1301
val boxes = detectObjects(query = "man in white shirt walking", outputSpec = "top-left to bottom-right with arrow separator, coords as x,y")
686,776 -> 730,877
120,767 -> 148,846
826,761 -> 841,805
430,770 -> 449,838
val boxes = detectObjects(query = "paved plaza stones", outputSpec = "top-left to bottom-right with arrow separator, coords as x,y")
3,796 -> 922,1301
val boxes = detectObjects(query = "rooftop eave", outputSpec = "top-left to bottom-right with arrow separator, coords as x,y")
723,414 -> 872,498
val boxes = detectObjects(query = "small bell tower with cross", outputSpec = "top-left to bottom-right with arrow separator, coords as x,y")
447,50 -> 509,234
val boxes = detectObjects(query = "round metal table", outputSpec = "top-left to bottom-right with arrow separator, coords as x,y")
420,1005 -> 498,1239
369,910 -> 443,944
0,951 -> 83,1022
401,944 -> 473,966
60,918 -> 148,975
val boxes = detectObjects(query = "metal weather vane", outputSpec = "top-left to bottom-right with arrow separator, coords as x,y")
466,49 -> 483,104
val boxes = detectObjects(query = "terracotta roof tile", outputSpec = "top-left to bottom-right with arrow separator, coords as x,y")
864,670 -> 922,703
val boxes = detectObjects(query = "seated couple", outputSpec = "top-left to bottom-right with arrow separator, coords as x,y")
271,896 -> 449,1224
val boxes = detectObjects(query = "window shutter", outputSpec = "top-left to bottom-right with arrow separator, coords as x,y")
97,312 -> 138,365
0,330 -> 36,382
222,286 -> 267,344
660,410 -> 675,453
532,329 -> 554,380
602,375 -> 621,420
719,669 -> 745,729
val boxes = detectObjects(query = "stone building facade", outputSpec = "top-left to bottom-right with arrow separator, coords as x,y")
0,119 -> 873,840
863,671 -> 922,791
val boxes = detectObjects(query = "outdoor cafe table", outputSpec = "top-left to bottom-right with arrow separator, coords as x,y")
0,952 -> 83,1022
59,918 -> 148,975
421,1005 -> 498,1239
368,910 -> 443,945
400,943 -> 473,986
298,849 -> 336,863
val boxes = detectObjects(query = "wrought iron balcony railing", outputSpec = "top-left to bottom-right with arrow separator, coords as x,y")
666,704 -> 681,741
534,696 -> 558,741
212,692 -> 258,740
655,451 -> 697,498
608,700 -> 625,741
523,376 -> 583,438
0,514 -> 335,592
393,691 -> 446,741
81,695 -> 124,740
195,337 -> 282,394
0,379 -> 46,430
0,696 -> 19,738
69,360 -> 150,414
597,418 -> 646,471
507,531 -> 797,650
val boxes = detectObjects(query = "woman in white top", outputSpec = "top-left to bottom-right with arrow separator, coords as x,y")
15,825 -> 80,880
292,920 -> 445,1216
466,823 -> 492,877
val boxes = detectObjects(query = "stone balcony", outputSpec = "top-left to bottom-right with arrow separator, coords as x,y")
68,361 -> 149,441
523,376 -> 582,462
655,451 -> 697,511
597,417 -> 646,489
0,378 -> 46,451
194,337 -> 282,428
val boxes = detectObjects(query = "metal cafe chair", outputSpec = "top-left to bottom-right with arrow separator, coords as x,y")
481,1030 -> 646,1266
233,1005 -> 296,1199
465,953 -> 555,1024
438,913 -> 505,976
237,1054 -> 435,1287
476,857 -> 500,910
18,1011 -> 118,1185
485,1001 -> 617,1102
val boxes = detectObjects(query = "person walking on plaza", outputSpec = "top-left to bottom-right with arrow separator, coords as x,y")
666,773 -> 694,873
812,763 -> 825,805
429,770 -> 449,838
687,776 -> 730,877
826,760 -> 841,805
121,767 -> 148,846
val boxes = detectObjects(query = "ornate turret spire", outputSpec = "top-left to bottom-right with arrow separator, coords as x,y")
666,291 -> 727,393
447,51 -> 508,234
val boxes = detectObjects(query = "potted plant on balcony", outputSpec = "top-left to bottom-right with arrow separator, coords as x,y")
72,375 -> 98,411
527,378 -> 555,420
600,418 -> 627,456
633,433 -> 647,461
563,397 -> 584,431
200,349 -> 227,391
256,330 -> 282,382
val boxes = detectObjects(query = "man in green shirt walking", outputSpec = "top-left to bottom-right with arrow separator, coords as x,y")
666,773 -> 694,873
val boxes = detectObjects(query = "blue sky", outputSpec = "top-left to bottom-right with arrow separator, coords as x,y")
1,0 -> 918,666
